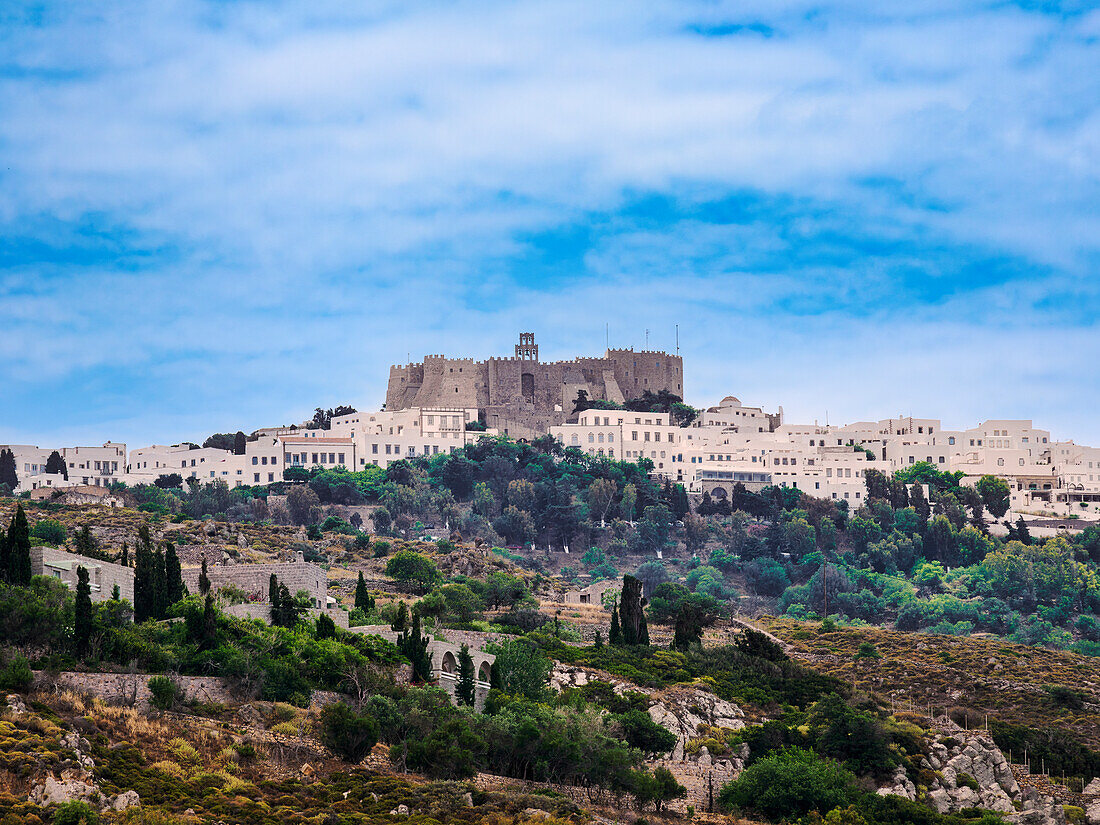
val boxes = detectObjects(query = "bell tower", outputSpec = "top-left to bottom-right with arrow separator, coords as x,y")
515,332 -> 538,361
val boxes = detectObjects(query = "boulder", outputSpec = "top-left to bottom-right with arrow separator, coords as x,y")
111,790 -> 141,811
1084,801 -> 1100,825
6,694 -> 27,715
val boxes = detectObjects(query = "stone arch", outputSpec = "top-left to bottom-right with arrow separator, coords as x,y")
441,650 -> 457,674
478,662 -> 491,683
521,372 -> 535,402
711,486 -> 728,501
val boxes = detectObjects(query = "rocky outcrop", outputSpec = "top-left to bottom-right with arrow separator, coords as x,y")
648,686 -> 746,761
878,733 -> 1064,825
28,730 -> 140,813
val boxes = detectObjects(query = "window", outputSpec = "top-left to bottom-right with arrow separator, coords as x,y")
268,473 -> 274,483
948,437 -> 956,445
254,473 -> 260,483
372,444 -> 378,454
313,452 -> 319,463
252,456 -> 258,465
261,456 -> 268,465
338,453 -> 345,464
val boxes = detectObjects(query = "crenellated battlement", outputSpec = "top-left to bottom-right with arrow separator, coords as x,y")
386,333 -> 684,435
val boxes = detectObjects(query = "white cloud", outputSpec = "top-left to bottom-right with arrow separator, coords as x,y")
1,0 -> 1099,446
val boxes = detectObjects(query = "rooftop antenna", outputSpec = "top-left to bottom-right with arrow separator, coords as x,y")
675,324 -> 679,356
606,323 -> 609,351
645,328 -> 650,348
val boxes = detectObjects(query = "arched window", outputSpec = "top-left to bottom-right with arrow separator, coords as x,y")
598,433 -> 604,443
588,433 -> 594,443
571,435 -> 579,446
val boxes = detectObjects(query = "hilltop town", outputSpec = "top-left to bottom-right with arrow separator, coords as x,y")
3,334 -> 1100,825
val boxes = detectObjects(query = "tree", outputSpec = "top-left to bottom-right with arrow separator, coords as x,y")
164,543 -> 185,606
398,612 -> 433,682
268,573 -> 280,621
288,484 -> 321,525
31,518 -> 66,545
385,551 -> 440,594
73,565 -> 93,657
151,547 -> 167,620
154,473 -> 183,489
120,542 -> 129,568
456,644 -> 476,707
587,478 -> 617,525
440,455 -> 477,499
233,431 -> 247,455
633,765 -> 686,813
0,448 -> 17,491
745,558 -> 790,596
316,612 -> 337,640
198,558 -> 210,596
319,702 -> 379,762
619,482 -> 638,521
490,638 -> 551,701
634,561 -> 669,598
7,505 -> 32,585
618,575 -> 649,646
354,571 -> 373,612
45,450 -> 67,479
718,747 -> 856,820
391,600 -> 409,632
133,528 -> 156,623
976,475 -> 1011,518
609,605 -> 622,645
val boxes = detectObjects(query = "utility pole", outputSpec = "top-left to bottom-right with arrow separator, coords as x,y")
675,324 -> 679,356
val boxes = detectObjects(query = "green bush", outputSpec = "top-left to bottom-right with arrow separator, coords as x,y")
0,653 -> 34,692
147,675 -> 180,710
319,701 -> 380,762
719,747 -> 856,820
52,801 -> 100,825
31,518 -> 67,545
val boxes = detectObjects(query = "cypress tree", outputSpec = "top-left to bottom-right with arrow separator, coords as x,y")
277,583 -> 298,627
354,571 -> 370,612
111,583 -> 120,601
164,543 -> 185,606
619,575 -> 646,645
201,593 -> 217,649
120,542 -> 129,568
74,565 -> 93,657
0,525 -> 8,584
7,505 -> 32,585
45,450 -> 67,479
269,574 -> 281,624
455,643 -> 476,707
133,532 -> 155,623
198,558 -> 210,595
638,605 -> 650,646
152,547 -> 167,620
609,604 -> 622,645
399,612 -> 432,682
0,448 -> 18,492
391,600 -> 408,632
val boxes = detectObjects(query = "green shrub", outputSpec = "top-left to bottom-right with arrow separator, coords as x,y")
147,675 -> 180,711
319,702 -> 380,762
0,653 -> 34,692
52,801 -> 99,825
719,747 -> 856,820
31,519 -> 67,545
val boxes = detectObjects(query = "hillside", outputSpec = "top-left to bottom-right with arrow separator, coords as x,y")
4,448 -> 1100,825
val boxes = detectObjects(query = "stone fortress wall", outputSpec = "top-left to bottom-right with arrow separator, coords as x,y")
386,334 -> 684,439
181,552 -> 327,608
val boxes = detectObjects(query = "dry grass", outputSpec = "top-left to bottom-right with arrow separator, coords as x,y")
760,616 -> 1100,745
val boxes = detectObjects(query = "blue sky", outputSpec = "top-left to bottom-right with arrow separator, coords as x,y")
2,1 -> 1100,448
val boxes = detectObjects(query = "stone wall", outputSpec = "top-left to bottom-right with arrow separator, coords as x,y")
387,339 -> 684,437
182,557 -> 327,607
31,547 -> 135,604
37,671 -> 341,710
